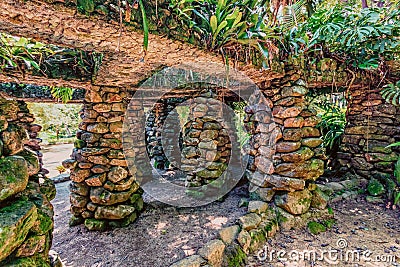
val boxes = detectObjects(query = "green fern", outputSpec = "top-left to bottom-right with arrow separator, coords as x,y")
50,86 -> 75,103
381,81 -> 400,106
280,0 -> 309,32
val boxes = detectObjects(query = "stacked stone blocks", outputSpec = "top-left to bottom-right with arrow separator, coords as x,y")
0,97 -> 55,266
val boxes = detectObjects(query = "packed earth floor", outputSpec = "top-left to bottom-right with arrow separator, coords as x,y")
50,180 -> 400,267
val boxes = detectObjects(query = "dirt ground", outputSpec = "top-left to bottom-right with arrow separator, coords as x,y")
45,145 -> 400,267
51,180 -> 400,267
50,181 -> 248,267
42,144 -> 74,178
248,197 -> 400,267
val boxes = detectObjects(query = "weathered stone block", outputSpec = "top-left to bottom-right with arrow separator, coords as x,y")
70,193 -> 88,208
281,147 -> 314,162
84,218 -> 106,231
90,187 -> 134,205
108,166 -> 129,183
94,204 -> 135,220
1,124 -> 29,155
198,239 -> 225,267
170,255 -> 206,267
275,159 -> 324,180
311,188 -> 329,210
247,200 -> 269,214
15,234 -> 46,257
301,127 -> 320,138
219,225 -> 239,245
239,213 -> 261,231
16,148 -> 40,176
275,189 -> 312,215
282,128 -> 302,141
85,173 -> 106,187
0,156 -> 29,201
70,168 -> 91,183
0,200 -> 38,262
284,117 -> 304,128
276,141 -> 301,153
237,230 -> 251,253
301,138 -> 323,148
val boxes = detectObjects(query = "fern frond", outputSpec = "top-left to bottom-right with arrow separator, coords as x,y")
381,81 -> 400,106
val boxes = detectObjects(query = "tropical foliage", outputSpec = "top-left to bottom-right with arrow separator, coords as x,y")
381,81 -> 400,106
316,101 -> 346,154
284,2 -> 400,70
0,33 -> 52,72
170,0 -> 278,64
27,103 -> 81,144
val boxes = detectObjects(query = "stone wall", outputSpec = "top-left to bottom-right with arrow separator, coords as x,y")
246,73 -> 328,218
338,87 -> 400,196
0,97 -> 56,266
62,86 -> 143,230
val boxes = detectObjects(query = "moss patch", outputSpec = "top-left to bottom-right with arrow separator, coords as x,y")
307,221 -> 326,235
0,200 -> 38,262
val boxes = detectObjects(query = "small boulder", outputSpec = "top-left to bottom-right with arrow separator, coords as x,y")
198,239 -> 225,267
0,156 -> 29,201
275,189 -> 312,215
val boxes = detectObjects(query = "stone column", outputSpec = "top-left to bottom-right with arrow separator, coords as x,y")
181,91 -> 236,187
0,97 -> 56,266
246,78 -> 328,218
64,86 -> 143,230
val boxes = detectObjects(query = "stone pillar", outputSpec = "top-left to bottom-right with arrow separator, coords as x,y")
246,78 -> 328,218
338,88 -> 400,194
0,97 -> 56,266
181,91 -> 236,187
64,86 -> 143,230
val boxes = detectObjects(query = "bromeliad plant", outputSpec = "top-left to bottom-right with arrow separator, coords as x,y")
170,0 -> 278,65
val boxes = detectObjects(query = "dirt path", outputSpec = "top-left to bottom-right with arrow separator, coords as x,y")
45,146 -> 400,267
249,197 -> 400,267
42,144 -> 74,178
50,181 -> 248,267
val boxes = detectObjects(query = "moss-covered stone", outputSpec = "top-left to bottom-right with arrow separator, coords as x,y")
15,234 -> 46,257
225,244 -> 247,267
249,228 -> 266,253
94,204 -> 135,220
367,178 -> 385,196
311,188 -> 329,210
0,156 -> 29,202
84,218 -> 106,231
275,189 -> 312,215
1,124 -> 29,155
1,255 -> 50,267
74,139 -> 86,149
16,149 -> 40,177
0,200 -> 38,262
39,179 -> 56,201
31,210 -> 53,235
69,215 -> 84,226
77,0 -> 95,13
0,99 -> 19,121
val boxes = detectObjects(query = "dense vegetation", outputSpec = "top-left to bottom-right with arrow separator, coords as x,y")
27,103 -> 81,145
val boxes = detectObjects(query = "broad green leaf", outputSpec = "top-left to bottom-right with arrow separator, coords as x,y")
210,15 -> 218,34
